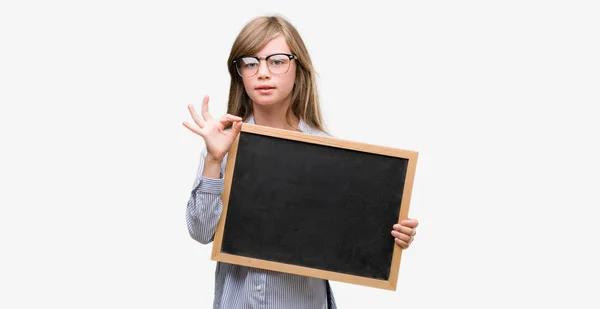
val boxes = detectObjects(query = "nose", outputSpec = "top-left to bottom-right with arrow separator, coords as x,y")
256,59 -> 271,79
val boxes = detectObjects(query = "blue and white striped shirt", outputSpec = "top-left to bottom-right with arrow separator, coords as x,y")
186,115 -> 337,309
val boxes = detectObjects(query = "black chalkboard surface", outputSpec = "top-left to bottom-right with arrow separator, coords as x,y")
211,124 -> 418,290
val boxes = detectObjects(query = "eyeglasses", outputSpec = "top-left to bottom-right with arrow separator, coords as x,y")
233,53 -> 297,77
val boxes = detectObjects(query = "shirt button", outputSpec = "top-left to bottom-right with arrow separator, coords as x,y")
256,285 -> 262,291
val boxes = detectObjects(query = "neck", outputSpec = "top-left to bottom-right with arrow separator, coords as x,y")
252,98 -> 299,131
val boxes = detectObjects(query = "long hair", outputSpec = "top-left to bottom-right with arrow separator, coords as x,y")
225,15 -> 325,132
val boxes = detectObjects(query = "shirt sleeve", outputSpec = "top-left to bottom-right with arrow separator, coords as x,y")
186,147 -> 228,244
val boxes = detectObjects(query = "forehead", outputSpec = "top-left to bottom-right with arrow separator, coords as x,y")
254,35 -> 291,57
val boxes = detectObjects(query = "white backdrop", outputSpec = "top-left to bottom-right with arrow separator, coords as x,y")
1,1 -> 599,308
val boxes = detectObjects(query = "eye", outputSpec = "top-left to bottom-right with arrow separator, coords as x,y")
269,57 -> 288,66
245,62 -> 258,68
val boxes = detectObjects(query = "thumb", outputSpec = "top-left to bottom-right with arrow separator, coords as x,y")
232,121 -> 243,134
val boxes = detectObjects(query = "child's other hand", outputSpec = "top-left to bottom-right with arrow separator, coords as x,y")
391,218 -> 418,249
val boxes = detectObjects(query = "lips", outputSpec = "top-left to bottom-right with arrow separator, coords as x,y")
255,85 -> 275,95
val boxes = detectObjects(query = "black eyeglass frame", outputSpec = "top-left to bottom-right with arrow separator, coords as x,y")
232,53 -> 298,77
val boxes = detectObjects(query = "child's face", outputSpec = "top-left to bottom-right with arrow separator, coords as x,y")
242,35 -> 297,109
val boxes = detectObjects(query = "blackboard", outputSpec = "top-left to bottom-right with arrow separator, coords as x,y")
211,124 -> 418,290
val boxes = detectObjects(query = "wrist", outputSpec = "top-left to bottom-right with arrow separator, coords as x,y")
203,153 -> 223,179
205,153 -> 223,165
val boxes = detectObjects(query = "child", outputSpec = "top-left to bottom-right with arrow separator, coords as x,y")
183,15 -> 419,309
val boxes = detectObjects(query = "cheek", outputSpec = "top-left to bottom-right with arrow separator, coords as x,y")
280,76 -> 295,93
280,68 -> 297,93
242,79 -> 252,94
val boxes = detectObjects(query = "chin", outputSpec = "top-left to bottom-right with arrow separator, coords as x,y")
251,97 -> 282,107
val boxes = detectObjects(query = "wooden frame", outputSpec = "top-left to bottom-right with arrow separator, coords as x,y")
211,123 -> 418,291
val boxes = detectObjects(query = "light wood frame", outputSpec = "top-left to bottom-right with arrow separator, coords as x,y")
211,123 -> 418,291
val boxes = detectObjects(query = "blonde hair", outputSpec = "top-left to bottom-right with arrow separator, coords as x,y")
225,15 -> 325,132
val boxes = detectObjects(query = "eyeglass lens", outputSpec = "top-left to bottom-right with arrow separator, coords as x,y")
236,55 -> 292,77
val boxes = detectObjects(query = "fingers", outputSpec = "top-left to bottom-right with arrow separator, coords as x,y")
393,224 -> 417,236
185,95 -> 218,134
391,230 -> 411,243
188,104 -> 206,128
394,238 -> 410,249
227,114 -> 243,122
232,121 -> 243,134
392,219 -> 418,249
218,114 -> 243,127
201,95 -> 213,121
182,121 -> 203,136
400,218 -> 419,228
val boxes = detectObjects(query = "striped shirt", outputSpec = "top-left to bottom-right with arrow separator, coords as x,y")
186,114 -> 337,309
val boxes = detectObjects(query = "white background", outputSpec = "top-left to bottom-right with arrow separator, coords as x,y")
1,0 -> 599,308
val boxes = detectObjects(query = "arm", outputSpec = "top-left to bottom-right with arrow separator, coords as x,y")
186,147 -> 228,244
182,95 -> 242,244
